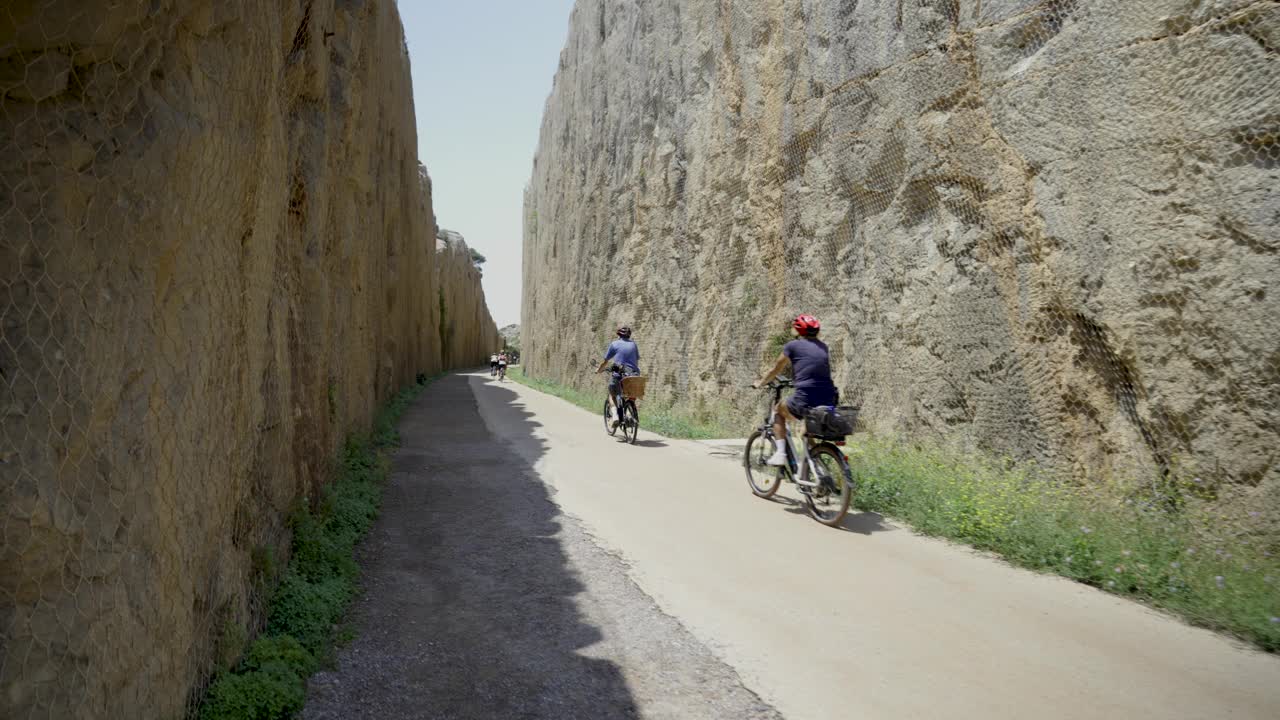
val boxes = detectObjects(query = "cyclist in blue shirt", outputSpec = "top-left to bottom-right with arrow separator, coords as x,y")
596,325 -> 640,428
752,314 -> 836,465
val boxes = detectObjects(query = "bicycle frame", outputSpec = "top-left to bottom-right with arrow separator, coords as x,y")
762,381 -> 823,490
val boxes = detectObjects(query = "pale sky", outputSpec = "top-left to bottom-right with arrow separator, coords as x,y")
401,1 -> 576,327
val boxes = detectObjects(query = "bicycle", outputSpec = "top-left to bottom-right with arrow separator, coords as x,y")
601,365 -> 641,444
498,362 -> 507,381
743,378 -> 853,526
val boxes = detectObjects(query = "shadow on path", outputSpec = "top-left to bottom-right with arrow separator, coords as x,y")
776,496 -> 891,535
305,375 -> 640,719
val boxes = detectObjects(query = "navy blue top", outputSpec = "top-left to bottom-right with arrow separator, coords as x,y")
604,339 -> 640,373
783,338 -> 836,406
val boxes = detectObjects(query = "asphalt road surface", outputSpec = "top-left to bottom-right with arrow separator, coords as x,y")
307,372 -> 1280,719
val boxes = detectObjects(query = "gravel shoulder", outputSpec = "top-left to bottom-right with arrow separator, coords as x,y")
304,373 -> 781,719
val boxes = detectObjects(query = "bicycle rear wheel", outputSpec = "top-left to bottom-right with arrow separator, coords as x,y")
622,400 -> 639,444
743,430 -> 783,498
805,444 -> 852,526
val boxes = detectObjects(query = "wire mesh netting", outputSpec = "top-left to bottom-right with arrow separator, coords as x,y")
763,0 -> 1279,491
523,0 -> 1277,504
0,1 -> 466,718
0,6 -> 278,718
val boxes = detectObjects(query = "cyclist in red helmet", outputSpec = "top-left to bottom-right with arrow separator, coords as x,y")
752,314 -> 837,465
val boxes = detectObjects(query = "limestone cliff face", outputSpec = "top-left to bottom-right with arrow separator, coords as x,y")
524,2 -> 1278,507
436,231 -> 503,368
0,1 -> 497,717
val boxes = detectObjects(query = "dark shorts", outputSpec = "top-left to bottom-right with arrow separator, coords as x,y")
609,367 -> 639,397
785,395 -> 813,420
785,390 -> 836,420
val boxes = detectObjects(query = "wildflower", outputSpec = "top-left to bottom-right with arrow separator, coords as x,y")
1114,566 -> 1125,573
1094,560 -> 1103,566
1080,526 -> 1093,534
1214,576 -> 1225,589
1064,555 -> 1073,564
1186,548 -> 1196,555
1192,477 -> 1203,484
1122,550 -> 1131,557
1271,617 -> 1279,624
1107,580 -> 1116,588
1170,562 -> 1180,569
1249,511 -> 1260,518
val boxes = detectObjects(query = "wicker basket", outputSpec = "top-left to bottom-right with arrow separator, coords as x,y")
620,375 -> 647,400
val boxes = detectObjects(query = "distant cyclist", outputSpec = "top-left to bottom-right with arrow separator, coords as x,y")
497,352 -> 509,380
752,314 -> 836,466
596,325 -> 640,428
490,353 -> 499,376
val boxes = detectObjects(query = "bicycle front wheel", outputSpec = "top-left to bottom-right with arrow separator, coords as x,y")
603,400 -> 618,436
805,444 -> 852,526
743,430 -> 783,498
622,400 -> 639,444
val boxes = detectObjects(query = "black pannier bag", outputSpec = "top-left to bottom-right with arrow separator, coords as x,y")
805,405 -> 858,439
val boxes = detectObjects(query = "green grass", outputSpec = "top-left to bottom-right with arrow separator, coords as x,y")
509,367 -> 1279,651
198,376 -> 436,719
508,366 -> 734,439
846,435 -> 1279,652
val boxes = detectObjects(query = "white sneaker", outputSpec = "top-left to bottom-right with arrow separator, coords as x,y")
765,450 -> 788,466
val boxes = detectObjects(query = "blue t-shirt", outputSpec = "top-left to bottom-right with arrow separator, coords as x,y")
783,338 -> 836,405
604,339 -> 640,373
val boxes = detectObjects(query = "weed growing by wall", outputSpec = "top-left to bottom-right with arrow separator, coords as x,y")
848,436 -> 1280,652
198,377 -> 435,719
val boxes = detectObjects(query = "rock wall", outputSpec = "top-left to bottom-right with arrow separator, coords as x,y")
0,1 -> 497,717
523,2 -> 1278,509
436,232 -> 503,368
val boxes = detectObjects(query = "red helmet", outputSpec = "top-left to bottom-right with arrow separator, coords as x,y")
792,314 -> 821,336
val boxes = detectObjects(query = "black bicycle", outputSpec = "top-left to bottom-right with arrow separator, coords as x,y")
602,365 -> 640,444
743,379 -> 853,526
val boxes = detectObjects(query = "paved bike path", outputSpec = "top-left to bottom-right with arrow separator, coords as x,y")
473,372 -> 1280,720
